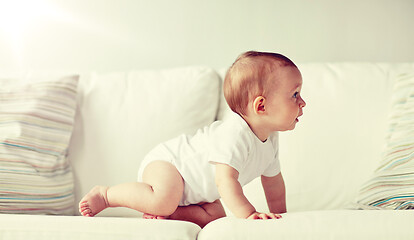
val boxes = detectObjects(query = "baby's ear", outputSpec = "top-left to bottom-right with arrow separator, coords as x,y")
253,96 -> 266,114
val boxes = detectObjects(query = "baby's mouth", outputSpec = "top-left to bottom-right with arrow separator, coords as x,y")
296,113 -> 303,122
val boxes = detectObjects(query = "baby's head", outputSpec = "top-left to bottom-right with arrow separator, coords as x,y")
224,51 -> 306,134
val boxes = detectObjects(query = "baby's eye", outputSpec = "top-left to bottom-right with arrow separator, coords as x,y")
293,92 -> 299,98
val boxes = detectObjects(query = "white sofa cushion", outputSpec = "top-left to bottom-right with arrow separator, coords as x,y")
356,72 -> 414,209
279,63 -> 396,211
198,210 -> 414,240
69,66 -> 220,216
0,214 -> 200,240
0,75 -> 78,215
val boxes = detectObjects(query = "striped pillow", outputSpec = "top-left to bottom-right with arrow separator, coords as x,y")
356,73 -> 414,209
0,75 -> 78,215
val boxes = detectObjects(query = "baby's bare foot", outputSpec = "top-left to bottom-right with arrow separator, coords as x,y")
79,186 -> 109,217
143,213 -> 168,220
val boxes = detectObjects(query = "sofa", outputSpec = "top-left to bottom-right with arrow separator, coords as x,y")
1,63 -> 413,239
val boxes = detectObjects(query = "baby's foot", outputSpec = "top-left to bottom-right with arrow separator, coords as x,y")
143,213 -> 168,220
79,186 -> 109,217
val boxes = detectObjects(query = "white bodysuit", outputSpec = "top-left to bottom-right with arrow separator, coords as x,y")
137,112 -> 281,206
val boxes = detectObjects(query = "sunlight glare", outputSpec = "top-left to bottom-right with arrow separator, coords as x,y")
0,0 -> 74,68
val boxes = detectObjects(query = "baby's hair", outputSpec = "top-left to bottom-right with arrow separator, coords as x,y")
223,51 -> 297,116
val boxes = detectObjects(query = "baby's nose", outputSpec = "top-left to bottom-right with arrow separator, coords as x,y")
299,97 -> 306,108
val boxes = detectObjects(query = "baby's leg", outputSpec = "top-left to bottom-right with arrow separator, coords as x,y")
79,161 -> 184,217
168,200 -> 226,228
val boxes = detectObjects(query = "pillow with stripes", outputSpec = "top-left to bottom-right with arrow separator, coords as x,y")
355,73 -> 414,209
0,75 -> 78,215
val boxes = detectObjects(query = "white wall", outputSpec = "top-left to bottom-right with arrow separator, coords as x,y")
1,0 -> 413,72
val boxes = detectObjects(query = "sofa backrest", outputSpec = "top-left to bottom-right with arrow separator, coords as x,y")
218,63 -> 414,213
69,66 -> 220,216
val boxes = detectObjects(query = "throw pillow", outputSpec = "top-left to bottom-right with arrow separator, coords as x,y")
0,75 -> 78,215
355,73 -> 414,209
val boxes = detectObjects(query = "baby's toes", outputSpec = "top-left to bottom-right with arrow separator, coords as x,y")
143,213 -> 155,219
81,208 -> 93,217
79,202 -> 93,216
143,213 -> 167,220
79,201 -> 88,209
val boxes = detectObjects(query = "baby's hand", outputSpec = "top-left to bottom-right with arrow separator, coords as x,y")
247,212 -> 282,220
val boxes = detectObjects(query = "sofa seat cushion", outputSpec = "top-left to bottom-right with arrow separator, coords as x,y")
198,210 -> 414,240
0,214 -> 200,240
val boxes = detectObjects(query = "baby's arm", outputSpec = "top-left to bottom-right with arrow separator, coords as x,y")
215,163 -> 255,218
215,163 -> 281,219
261,173 -> 286,214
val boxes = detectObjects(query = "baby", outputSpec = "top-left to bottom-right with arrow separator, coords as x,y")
79,51 -> 306,227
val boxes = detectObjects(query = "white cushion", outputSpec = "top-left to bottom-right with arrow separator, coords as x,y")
0,213 -> 200,240
280,63 -> 414,211
280,63 -> 394,211
0,74 -> 78,215
69,66 -> 220,216
198,210 -> 414,240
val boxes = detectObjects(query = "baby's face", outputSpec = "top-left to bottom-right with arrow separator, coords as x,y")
263,67 -> 306,131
